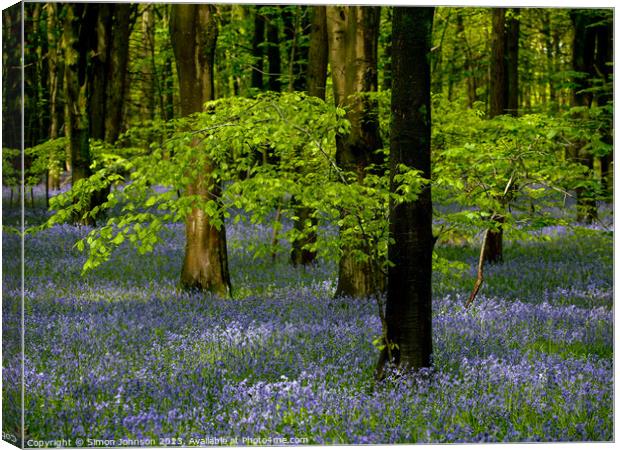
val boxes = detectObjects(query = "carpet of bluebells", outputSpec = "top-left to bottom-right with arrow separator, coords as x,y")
2,188 -> 614,445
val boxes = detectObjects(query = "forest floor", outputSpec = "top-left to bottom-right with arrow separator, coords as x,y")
2,194 -> 614,444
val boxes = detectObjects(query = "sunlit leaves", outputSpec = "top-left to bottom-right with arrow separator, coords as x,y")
431,97 -> 604,243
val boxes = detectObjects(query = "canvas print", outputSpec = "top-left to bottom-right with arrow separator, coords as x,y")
2,2 -> 613,447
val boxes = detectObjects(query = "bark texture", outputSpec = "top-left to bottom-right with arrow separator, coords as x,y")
63,4 -> 95,225
326,5 -> 384,298
46,2 -> 62,190
489,8 -> 506,118
505,9 -> 519,116
170,4 -> 232,296
484,8 -> 508,263
105,4 -> 131,143
385,6 -> 435,371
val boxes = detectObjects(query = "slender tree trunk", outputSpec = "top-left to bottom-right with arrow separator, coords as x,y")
283,6 -> 298,92
594,16 -> 612,200
3,4 -> 22,215
382,7 -> 393,91
84,4 -> 131,211
489,8 -> 506,118
285,6 -> 309,92
294,6 -> 310,92
46,2 -> 61,191
541,11 -> 557,112
161,6 -> 175,121
327,5 -> 384,298
266,10 -> 281,92
383,6 -> 435,373
570,10 -> 598,224
290,5 -> 327,267
551,29 -> 561,108
251,7 -> 265,91
431,9 -> 451,96
171,4 -> 232,296
23,3 -> 41,149
140,6 -> 156,122
505,8 -> 519,116
2,4 -> 22,152
31,3 -> 45,146
456,12 -> 477,108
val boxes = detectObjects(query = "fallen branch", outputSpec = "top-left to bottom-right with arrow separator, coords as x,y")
465,227 -> 490,309
466,171 -> 516,309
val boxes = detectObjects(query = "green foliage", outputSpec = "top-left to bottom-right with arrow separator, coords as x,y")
42,92 -> 430,276
562,103 -> 613,159
2,147 -> 20,187
3,138 -> 67,188
41,89 -> 607,279
431,95 -> 601,243
26,138 -> 66,185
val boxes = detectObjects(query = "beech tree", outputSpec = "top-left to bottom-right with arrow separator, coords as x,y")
380,6 -> 435,375
59,4 -> 133,224
483,7 -> 508,264
62,4 -> 96,224
505,9 -> 520,116
326,5 -> 384,298
88,4 -> 132,144
45,2 -> 62,190
170,4 -> 232,296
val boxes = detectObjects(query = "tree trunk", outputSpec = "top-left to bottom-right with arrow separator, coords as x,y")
541,11 -> 557,112
327,5 -> 384,298
283,6 -> 297,92
160,6 -> 175,122
105,4 -> 131,144
283,6 -> 307,92
251,7 -> 265,91
140,5 -> 156,122
63,4 -> 95,225
290,5 -> 327,266
266,10 -> 281,92
88,4 -> 111,142
594,14 -> 612,200
505,8 -> 519,116
293,6 -> 310,92
46,2 -> 61,190
484,8 -> 507,263
2,4 -> 22,152
570,10 -> 598,224
306,6 -> 328,100
455,11 -> 477,109
170,4 -> 232,297
83,4 -> 131,212
23,3 -> 41,149
29,3 -> 46,147
382,7 -> 393,91
431,9 -> 451,96
384,6 -> 435,372
489,8 -> 506,118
